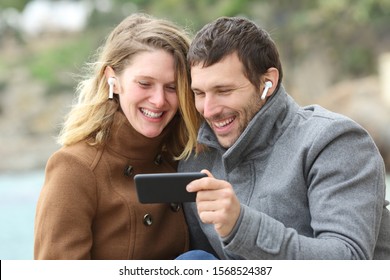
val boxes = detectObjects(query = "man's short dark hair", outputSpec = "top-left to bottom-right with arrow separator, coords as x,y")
188,16 -> 283,89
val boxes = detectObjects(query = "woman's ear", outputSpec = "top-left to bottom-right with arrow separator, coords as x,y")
104,66 -> 119,92
260,67 -> 279,100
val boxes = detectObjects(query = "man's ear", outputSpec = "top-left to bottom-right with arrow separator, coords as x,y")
260,67 -> 279,99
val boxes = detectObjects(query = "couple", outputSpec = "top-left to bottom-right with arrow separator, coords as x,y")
34,13 -> 390,260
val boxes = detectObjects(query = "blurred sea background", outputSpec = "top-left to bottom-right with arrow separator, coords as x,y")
0,0 -> 389,260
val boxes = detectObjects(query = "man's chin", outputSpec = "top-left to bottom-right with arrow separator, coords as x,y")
216,135 -> 235,149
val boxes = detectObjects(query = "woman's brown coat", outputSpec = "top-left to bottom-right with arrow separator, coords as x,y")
34,112 -> 189,259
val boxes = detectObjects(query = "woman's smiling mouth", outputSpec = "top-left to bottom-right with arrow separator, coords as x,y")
140,108 -> 164,119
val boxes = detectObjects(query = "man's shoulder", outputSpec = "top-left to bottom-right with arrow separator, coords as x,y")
297,104 -> 366,132
299,104 -> 351,121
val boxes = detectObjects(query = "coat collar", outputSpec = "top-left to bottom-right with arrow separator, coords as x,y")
107,111 -> 175,161
197,85 -> 299,173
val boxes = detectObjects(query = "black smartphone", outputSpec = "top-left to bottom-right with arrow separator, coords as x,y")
134,172 -> 207,203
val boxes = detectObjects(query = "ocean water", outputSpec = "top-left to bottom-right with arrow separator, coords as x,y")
0,171 -> 389,260
0,170 -> 44,260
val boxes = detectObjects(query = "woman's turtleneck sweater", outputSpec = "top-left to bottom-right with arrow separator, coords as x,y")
35,111 -> 189,259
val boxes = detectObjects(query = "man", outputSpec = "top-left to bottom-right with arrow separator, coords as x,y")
179,16 -> 390,259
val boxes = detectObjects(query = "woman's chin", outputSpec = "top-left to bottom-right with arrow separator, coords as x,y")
139,128 -> 164,139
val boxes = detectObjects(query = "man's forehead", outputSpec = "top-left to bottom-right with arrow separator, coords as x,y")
190,54 -> 245,90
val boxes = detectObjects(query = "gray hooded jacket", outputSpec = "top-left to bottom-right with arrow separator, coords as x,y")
179,85 -> 390,259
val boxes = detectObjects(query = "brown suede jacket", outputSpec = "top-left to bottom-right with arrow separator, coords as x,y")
34,111 -> 189,259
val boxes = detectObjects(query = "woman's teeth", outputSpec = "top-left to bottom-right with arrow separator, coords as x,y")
141,108 -> 163,118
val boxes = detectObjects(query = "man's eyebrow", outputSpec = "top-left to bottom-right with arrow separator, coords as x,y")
191,84 -> 235,91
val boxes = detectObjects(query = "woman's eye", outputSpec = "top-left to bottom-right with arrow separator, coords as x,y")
138,81 -> 150,87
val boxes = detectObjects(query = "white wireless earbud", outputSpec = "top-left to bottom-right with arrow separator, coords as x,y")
108,77 -> 115,100
261,81 -> 273,100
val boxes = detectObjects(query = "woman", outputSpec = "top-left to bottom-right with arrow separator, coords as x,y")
34,13 -> 200,259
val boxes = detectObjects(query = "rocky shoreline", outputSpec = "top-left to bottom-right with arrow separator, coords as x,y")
0,69 -> 73,173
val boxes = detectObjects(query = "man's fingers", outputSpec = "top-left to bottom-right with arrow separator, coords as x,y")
196,199 -> 217,212
186,170 -> 217,192
201,169 -> 213,178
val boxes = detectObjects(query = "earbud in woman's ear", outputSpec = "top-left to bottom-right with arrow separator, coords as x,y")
108,77 -> 116,100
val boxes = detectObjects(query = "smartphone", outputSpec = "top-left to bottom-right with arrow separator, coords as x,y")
134,172 -> 207,203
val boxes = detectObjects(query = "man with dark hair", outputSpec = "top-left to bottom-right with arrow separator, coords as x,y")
179,16 -> 390,259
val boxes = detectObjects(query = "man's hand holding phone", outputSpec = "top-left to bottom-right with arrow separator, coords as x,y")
186,169 -> 241,238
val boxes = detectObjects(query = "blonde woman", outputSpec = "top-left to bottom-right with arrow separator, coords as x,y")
34,13 -> 200,260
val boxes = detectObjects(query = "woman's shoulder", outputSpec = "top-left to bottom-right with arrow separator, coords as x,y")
49,141 -> 104,171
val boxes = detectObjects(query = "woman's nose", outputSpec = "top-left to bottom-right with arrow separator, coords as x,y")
149,87 -> 165,108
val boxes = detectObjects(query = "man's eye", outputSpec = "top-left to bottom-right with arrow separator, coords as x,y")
166,85 -> 176,92
218,89 -> 232,94
194,91 -> 205,97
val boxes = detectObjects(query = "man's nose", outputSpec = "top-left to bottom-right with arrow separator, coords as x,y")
202,94 -> 220,119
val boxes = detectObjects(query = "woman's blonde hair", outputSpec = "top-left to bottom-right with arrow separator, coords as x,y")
58,13 -> 201,160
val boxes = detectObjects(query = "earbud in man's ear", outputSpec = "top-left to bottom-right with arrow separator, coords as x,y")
261,81 -> 273,100
108,77 -> 116,100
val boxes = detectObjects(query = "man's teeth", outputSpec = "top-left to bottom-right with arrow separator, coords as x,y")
214,117 -> 234,128
141,108 -> 163,118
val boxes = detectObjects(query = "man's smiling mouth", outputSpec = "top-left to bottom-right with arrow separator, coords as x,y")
213,116 -> 235,128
